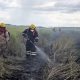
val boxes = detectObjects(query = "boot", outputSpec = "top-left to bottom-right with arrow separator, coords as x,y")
31,51 -> 37,56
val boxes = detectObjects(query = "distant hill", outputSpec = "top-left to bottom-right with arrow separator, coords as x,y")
6,24 -> 80,31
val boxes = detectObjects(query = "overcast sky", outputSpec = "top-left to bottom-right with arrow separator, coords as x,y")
0,0 -> 80,27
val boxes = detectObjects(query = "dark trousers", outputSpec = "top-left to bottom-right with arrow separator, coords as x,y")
26,40 -> 36,52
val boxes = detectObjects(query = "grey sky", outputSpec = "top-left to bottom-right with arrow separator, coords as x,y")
0,0 -> 80,27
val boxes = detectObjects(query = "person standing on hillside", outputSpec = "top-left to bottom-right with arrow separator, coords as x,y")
22,24 -> 39,55
0,22 -> 10,57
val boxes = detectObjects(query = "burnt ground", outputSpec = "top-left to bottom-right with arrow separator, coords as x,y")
21,53 -> 47,80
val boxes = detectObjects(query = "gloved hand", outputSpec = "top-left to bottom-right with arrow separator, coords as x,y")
34,37 -> 39,42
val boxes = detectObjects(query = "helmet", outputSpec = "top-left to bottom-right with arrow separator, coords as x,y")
29,24 -> 36,30
0,23 -> 6,27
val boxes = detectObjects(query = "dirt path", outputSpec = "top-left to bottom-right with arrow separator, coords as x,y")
22,53 -> 47,80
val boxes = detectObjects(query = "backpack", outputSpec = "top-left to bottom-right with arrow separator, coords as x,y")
0,27 -> 6,38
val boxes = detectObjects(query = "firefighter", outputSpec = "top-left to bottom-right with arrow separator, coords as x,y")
22,24 -> 39,55
0,22 -> 10,57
